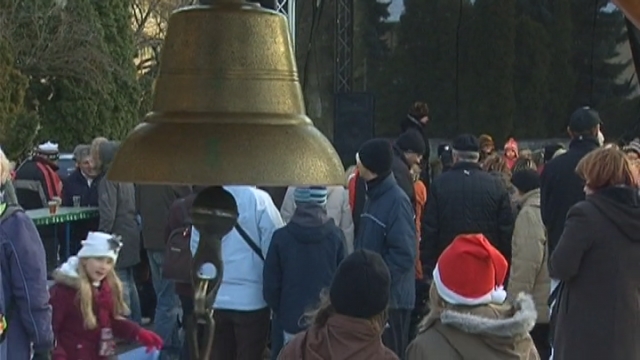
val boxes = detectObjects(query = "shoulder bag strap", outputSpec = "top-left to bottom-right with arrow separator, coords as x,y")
234,223 -> 264,261
180,199 -> 191,226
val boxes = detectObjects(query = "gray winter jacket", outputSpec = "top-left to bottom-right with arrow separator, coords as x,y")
97,141 -> 140,269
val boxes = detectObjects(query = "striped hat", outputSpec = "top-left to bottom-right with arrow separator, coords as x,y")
294,186 -> 328,206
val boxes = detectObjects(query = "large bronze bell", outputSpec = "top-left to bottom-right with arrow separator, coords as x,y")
107,0 -> 344,186
107,1 -> 344,359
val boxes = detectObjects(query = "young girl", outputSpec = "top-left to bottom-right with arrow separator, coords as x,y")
50,232 -> 163,360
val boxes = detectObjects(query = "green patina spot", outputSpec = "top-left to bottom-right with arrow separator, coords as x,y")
207,139 -> 219,167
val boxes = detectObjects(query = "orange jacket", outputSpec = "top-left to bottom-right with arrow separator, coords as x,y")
414,180 -> 427,280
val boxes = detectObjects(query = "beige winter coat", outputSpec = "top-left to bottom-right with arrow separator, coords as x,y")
280,186 -> 354,253
507,189 -> 550,324
406,293 -> 539,360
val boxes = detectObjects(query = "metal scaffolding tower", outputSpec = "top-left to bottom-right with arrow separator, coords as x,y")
274,0 -> 296,46
335,0 -> 353,93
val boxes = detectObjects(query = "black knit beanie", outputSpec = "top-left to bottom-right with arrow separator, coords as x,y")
330,250 -> 390,319
396,131 -> 426,155
452,134 -> 480,152
357,139 -> 393,176
511,169 -> 540,194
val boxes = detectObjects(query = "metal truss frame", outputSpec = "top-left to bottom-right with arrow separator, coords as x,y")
275,0 -> 297,46
335,0 -> 353,93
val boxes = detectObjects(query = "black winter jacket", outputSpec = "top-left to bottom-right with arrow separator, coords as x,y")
540,136 -> 599,256
421,161 -> 514,275
400,117 -> 431,188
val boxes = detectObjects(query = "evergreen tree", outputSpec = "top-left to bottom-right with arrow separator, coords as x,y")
0,39 -> 40,158
465,0 -> 516,139
31,0 -> 116,148
354,0 -> 392,134
570,1 -> 631,109
544,0 -> 575,135
91,0 -> 141,137
513,16 -> 550,138
358,0 -> 391,88
27,0 -> 140,148
376,0 -> 472,137
374,0 -> 429,136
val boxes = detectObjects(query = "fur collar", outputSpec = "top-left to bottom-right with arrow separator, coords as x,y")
439,293 -> 537,337
52,256 -> 81,289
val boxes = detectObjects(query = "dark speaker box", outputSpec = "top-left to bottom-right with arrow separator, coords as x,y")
333,93 -> 375,166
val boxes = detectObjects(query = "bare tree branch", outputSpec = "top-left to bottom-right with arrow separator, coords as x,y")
131,0 -> 197,75
0,1 -> 114,88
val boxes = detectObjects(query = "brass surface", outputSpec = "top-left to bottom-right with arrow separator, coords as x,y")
107,2 -> 344,185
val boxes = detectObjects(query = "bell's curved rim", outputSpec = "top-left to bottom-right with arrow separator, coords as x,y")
106,121 -> 346,186
143,112 -> 314,125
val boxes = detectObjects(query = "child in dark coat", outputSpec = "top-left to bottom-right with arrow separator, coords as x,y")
263,187 -> 346,355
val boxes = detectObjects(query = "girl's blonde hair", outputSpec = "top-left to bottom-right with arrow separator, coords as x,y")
302,289 -> 387,334
576,147 -> 639,190
77,258 -> 129,329
419,283 -> 504,332
0,149 -> 10,184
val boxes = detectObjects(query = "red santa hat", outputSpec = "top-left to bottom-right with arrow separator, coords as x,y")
433,233 -> 508,306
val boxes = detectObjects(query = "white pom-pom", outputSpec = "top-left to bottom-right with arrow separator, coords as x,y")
490,286 -> 507,304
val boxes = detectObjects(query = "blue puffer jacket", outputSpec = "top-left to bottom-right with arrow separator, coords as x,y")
354,173 -> 417,310
0,207 -> 54,360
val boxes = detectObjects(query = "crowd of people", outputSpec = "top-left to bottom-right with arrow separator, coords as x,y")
0,102 -> 640,360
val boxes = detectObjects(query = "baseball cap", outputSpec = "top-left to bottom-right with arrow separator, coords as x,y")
569,107 -> 602,133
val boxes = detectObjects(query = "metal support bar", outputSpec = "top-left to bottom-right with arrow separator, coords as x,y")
275,0 -> 296,46
335,0 -> 353,92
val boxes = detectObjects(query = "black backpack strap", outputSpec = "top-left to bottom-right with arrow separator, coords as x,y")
180,199 -> 191,226
234,224 -> 264,261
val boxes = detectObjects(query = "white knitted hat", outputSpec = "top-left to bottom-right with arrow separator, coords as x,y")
77,232 -> 123,261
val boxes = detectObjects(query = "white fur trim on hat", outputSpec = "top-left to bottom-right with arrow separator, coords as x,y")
433,267 -> 507,306
58,256 -> 80,278
77,232 -> 122,261
37,141 -> 59,154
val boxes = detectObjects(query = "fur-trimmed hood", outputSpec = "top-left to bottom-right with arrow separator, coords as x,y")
51,256 -> 82,289
439,293 -> 537,337
407,293 -> 540,360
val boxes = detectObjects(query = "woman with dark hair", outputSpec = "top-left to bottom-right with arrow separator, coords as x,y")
550,147 -> 640,360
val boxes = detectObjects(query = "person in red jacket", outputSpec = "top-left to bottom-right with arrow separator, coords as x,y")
49,232 -> 163,360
